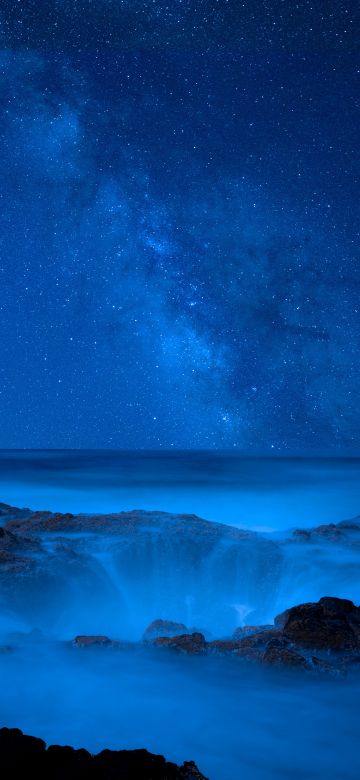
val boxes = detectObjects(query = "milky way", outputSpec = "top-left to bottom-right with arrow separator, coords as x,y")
0,1 -> 358,450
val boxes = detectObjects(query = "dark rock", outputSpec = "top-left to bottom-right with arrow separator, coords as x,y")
310,655 -> 346,677
275,597 -> 360,650
318,596 -> 356,616
153,632 -> 207,655
0,549 -> 36,574
0,727 -> 46,775
46,744 -> 92,777
208,639 -> 245,653
73,635 -> 123,649
291,517 -> 360,546
232,624 -> 273,640
262,638 -> 310,669
0,727 -> 209,779
234,628 -> 281,648
143,619 -> 189,641
180,760 -> 210,779
0,503 -> 34,522
292,524 -> 343,543
0,502 -> 282,638
0,525 -> 40,552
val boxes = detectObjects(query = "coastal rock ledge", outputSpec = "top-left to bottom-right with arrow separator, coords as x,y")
0,727 -> 209,780
142,597 -> 360,674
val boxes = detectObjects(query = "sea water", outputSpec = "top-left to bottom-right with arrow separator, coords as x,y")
0,450 -> 360,531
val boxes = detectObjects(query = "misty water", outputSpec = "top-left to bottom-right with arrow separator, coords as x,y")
1,450 -> 360,530
1,451 -> 360,779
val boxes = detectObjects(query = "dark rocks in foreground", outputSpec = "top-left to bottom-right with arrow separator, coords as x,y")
0,727 -> 209,780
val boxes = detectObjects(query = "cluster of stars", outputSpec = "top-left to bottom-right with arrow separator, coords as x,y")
0,1 -> 358,450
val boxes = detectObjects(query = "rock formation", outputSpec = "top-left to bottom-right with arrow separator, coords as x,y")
0,727 -> 209,779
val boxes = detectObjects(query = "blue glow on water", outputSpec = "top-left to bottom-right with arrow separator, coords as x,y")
1,451 -> 360,530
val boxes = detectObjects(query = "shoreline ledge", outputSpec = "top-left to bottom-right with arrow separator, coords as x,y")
0,727 -> 209,779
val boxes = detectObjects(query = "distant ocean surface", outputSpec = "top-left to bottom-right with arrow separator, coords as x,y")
0,450 -> 360,532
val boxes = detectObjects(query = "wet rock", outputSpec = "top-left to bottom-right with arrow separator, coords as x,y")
319,596 -> 358,616
153,632 -> 207,655
180,760 -> 210,779
292,524 -> 343,543
143,619 -> 189,641
0,727 -> 209,779
0,503 -> 34,522
73,635 -> 123,649
234,628 -> 281,648
0,527 -> 22,547
232,624 -> 273,640
207,639 -> 246,654
262,638 -> 310,669
310,655 -> 346,677
0,526 -> 40,552
0,549 -> 36,574
275,597 -> 360,650
1,502 -> 282,638
291,517 -> 360,546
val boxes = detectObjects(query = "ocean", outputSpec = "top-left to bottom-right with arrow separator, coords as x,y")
0,450 -> 360,531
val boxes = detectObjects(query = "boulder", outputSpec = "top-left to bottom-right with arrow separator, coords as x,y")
262,638 -> 310,669
72,635 -> 122,649
274,597 -> 360,650
234,628 -> 281,649
153,632 -> 207,655
143,619 -> 189,641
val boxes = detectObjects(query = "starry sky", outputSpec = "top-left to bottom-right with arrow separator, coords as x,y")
0,0 -> 359,450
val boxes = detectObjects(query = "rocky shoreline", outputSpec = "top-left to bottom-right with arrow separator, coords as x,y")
0,727 -> 208,779
144,596 -> 360,674
69,595 -> 360,677
1,500 -> 360,676
1,501 -> 360,777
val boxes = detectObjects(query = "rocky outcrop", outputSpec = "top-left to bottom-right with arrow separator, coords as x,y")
262,638 -> 310,669
290,517 -> 360,545
275,596 -> 360,650
0,526 -> 40,552
0,727 -> 209,779
232,624 -> 273,640
4,506 -> 252,540
73,635 -> 124,649
153,632 -> 207,655
143,619 -> 189,641
2,500 -> 360,675
147,597 -> 360,674
0,502 -> 282,636
0,503 -> 34,522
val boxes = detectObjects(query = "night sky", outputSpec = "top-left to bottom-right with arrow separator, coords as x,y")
0,1 -> 358,450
